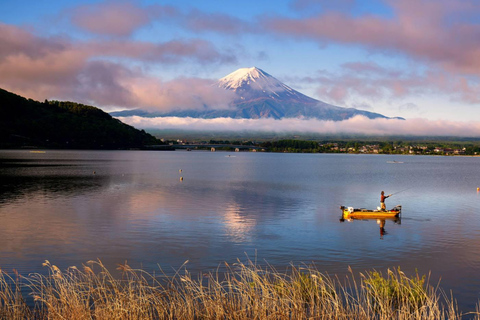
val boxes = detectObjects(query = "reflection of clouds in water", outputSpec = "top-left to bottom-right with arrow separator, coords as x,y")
0,194 -> 84,258
121,188 -> 170,218
222,202 -> 256,243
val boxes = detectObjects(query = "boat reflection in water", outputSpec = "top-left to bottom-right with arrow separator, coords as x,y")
339,205 -> 402,239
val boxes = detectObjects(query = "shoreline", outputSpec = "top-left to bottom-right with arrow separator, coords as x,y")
2,147 -> 480,157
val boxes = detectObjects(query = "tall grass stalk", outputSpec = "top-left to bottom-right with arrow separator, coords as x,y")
0,268 -> 32,319
0,259 -> 477,319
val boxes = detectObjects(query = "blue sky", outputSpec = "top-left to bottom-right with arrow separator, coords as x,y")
1,0 -> 480,134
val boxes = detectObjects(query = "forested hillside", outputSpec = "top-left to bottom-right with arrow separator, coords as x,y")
0,88 -> 160,149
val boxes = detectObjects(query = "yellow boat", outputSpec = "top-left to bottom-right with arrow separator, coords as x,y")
340,205 -> 401,219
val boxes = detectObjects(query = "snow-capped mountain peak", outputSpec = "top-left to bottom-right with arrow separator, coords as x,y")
216,67 -> 313,102
217,67 -> 272,90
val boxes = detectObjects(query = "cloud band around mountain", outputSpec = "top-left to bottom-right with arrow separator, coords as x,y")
118,115 -> 480,137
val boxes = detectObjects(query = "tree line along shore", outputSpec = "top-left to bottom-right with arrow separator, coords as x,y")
164,138 -> 480,155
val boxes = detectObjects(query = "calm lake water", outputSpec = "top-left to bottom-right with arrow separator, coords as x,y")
1,149 -> 480,311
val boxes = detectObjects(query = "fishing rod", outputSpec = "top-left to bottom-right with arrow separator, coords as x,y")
389,187 -> 413,197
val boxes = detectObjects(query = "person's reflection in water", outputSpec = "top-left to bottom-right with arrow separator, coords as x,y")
378,219 -> 387,239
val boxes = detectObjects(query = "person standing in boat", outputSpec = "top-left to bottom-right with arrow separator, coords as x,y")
380,191 -> 391,211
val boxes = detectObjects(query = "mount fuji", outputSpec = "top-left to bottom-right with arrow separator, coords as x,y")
111,67 -> 401,121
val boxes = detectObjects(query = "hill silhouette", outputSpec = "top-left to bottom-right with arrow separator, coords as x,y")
0,88 -> 161,149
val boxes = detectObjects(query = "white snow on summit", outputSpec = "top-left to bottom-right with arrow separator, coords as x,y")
216,67 -> 298,98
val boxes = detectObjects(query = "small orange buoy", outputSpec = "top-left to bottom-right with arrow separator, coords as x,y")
180,177 -> 183,181
477,187 -> 479,192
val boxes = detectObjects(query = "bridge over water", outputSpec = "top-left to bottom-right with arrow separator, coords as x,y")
143,144 -> 266,151
174,144 -> 264,151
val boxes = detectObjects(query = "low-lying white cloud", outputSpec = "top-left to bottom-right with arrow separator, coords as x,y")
117,115 -> 480,137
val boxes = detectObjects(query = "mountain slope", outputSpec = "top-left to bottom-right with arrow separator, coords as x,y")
111,67 -> 399,121
0,88 -> 160,149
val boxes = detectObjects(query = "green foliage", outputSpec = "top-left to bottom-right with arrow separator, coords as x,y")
0,88 -> 160,149
260,139 -> 323,153
465,145 -> 480,155
363,268 -> 427,311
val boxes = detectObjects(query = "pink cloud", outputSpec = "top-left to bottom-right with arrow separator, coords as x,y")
0,54 -> 235,111
184,10 -> 255,34
69,1 -> 251,37
70,1 -> 177,37
0,23 -> 237,108
72,63 -> 236,111
76,61 -> 138,107
291,0 -> 356,12
0,23 -> 69,59
88,39 -> 236,63
0,23 -> 232,70
293,62 -> 480,108
264,0 -> 480,74
340,61 -> 400,77
124,77 -> 235,111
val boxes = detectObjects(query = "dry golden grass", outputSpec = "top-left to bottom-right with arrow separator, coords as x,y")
0,260 -> 478,319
